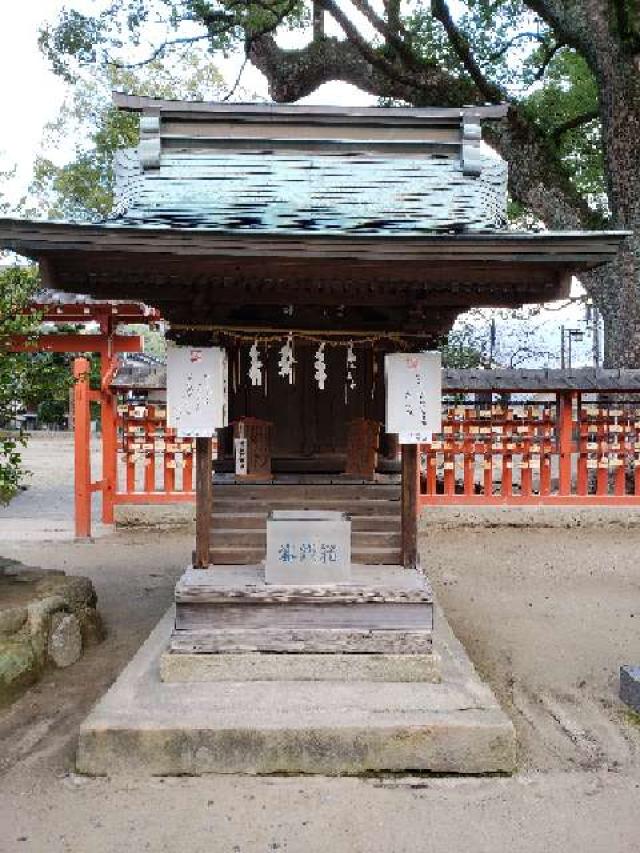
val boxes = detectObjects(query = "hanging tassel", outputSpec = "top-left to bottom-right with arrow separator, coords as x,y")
314,342 -> 327,390
278,333 -> 295,384
249,339 -> 263,387
346,341 -> 356,392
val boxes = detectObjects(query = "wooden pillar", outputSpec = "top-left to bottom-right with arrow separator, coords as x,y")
73,357 -> 92,540
558,391 -> 574,496
401,443 -> 419,570
194,436 -> 213,568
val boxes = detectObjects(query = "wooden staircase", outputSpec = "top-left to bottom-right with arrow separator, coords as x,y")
209,481 -> 402,565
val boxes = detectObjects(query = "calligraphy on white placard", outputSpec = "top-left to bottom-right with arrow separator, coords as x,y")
384,352 -> 442,443
166,343 -> 228,437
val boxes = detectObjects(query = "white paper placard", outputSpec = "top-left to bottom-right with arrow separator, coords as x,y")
166,343 -> 228,437
234,437 -> 248,476
385,352 -> 442,443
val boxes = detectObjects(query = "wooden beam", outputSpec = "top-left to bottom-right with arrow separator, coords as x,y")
401,444 -> 419,570
9,333 -> 143,354
195,437 -> 213,568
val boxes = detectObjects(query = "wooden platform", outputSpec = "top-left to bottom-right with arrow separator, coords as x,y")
172,564 -> 433,655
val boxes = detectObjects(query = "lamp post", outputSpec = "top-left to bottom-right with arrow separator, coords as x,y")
567,328 -> 584,369
560,326 -> 585,369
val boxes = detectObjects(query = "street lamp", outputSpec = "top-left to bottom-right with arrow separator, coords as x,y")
561,326 -> 585,369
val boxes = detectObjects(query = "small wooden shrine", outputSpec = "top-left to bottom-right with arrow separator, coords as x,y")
0,98 -> 627,732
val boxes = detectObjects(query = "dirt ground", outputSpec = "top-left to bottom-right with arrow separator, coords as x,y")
0,436 -> 639,852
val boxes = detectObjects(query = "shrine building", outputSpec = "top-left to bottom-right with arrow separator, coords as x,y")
0,96 -> 628,775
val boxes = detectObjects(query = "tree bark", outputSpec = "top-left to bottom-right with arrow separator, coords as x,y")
581,2 -> 640,366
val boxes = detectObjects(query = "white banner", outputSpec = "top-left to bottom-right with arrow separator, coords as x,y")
166,343 -> 228,437
385,351 -> 442,443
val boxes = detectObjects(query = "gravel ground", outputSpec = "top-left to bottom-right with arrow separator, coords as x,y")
0,436 -> 639,852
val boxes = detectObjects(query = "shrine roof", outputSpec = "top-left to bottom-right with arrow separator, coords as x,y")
0,98 -> 630,342
108,95 -> 509,236
31,288 -> 159,323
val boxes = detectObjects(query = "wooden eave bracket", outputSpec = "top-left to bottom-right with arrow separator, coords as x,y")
461,116 -> 483,177
139,112 -> 161,170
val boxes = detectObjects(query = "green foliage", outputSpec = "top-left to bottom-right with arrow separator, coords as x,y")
522,50 -> 605,211
31,55 -> 225,220
0,266 -> 40,504
0,266 -> 74,503
441,322 -> 489,368
39,1 -> 609,223
39,1 -> 307,81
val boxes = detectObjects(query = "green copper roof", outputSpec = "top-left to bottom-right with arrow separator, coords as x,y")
109,97 -> 508,236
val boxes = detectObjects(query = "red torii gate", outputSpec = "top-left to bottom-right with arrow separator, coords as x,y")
11,300 -> 159,538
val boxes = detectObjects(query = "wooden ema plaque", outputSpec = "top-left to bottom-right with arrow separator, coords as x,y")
233,417 -> 272,478
345,418 -> 380,478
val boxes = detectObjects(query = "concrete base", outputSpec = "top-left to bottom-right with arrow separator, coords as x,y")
421,505 -> 640,529
114,503 -> 195,529
76,606 -> 515,776
161,651 -> 440,683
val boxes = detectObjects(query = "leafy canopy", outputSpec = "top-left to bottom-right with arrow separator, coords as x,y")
39,0 -> 607,224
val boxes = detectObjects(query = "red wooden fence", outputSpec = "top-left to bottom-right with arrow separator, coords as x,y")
114,402 -> 198,505
419,391 -> 640,505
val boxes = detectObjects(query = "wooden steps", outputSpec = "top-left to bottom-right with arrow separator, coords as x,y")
172,565 -> 433,655
209,481 -> 402,565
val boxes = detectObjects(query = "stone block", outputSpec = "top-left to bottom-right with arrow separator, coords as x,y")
0,606 -> 27,636
265,510 -> 351,585
161,651 -> 440,683
0,634 -> 40,706
77,606 -> 516,776
620,665 -> 640,713
48,613 -> 82,668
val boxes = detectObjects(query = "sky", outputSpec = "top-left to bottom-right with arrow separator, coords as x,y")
0,2 -> 597,368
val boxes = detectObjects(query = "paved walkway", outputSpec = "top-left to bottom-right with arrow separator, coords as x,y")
0,432 -> 108,541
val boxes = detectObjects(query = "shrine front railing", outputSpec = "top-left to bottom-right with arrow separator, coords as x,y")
419,369 -> 640,506
115,401 -> 203,505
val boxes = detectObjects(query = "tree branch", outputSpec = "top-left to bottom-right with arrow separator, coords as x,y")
348,0 -> 422,71
487,31 -> 548,62
532,39 -> 565,81
551,109 -> 600,140
431,0 -> 503,103
525,1 -> 596,64
248,33 -> 479,105
485,109 -> 605,230
109,34 -> 212,69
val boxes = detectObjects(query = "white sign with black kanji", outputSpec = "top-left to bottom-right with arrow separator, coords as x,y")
385,351 -> 442,444
166,343 -> 228,437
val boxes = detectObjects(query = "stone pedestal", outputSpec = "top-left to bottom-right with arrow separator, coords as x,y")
265,510 -> 351,585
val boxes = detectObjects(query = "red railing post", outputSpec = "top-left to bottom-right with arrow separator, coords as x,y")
73,357 -> 92,540
100,350 -> 118,524
558,391 -> 574,496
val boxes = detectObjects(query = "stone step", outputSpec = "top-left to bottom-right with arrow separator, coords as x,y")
76,608 -> 516,776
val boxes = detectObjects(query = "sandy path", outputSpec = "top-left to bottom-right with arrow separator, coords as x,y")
0,438 -> 639,851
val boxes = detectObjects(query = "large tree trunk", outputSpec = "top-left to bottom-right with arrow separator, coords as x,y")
590,10 -> 640,367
